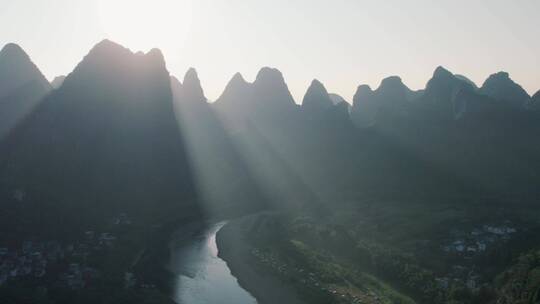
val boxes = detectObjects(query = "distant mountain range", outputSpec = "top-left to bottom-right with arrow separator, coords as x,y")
0,39 -> 539,236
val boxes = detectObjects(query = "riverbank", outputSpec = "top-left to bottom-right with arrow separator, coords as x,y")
133,214 -> 208,296
168,221 -> 258,303
136,204 -> 263,303
216,214 -> 306,304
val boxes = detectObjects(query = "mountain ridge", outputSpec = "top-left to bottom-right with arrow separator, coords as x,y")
0,43 -> 50,98
1,40 -> 540,224
479,71 -> 530,108
0,39 -> 198,225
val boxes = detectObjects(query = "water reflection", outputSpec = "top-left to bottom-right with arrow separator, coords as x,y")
169,221 -> 257,304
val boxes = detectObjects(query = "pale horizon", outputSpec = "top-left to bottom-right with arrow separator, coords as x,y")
1,0 -> 539,103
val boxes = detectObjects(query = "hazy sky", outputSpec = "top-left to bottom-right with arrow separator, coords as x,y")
1,0 -> 538,102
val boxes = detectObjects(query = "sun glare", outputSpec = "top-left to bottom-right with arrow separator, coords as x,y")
98,0 -> 193,52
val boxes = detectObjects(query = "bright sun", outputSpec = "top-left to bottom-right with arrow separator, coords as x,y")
98,0 -> 193,52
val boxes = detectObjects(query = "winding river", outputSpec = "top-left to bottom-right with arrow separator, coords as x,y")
167,221 -> 257,304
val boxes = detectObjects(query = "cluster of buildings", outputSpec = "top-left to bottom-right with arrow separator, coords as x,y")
435,222 -> 519,292
0,240 -> 63,286
442,223 -> 518,255
0,228 -> 120,289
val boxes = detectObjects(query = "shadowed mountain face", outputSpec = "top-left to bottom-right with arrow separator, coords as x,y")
0,40 -> 198,227
0,43 -> 50,98
531,91 -> 540,111
351,84 -> 377,128
0,44 -> 51,140
213,71 -> 352,208
302,79 -> 334,113
215,72 -> 252,111
426,66 -> 473,95
377,76 -> 409,104
301,79 -> 353,124
252,67 -> 296,112
328,94 -> 352,121
51,75 -> 66,89
1,40 -> 540,236
454,74 -> 479,90
171,68 -> 268,217
350,77 -> 418,128
170,75 -> 183,100
345,66 -> 540,201
214,67 -> 296,117
214,67 -> 300,131
179,68 -> 207,104
328,93 -> 349,106
418,66 -> 475,119
480,72 -> 530,108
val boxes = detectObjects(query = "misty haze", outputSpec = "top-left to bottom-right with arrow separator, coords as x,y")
1,1 -> 540,304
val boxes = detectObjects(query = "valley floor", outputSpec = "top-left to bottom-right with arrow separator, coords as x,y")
217,213 -> 415,304
217,199 -> 540,304
217,214 -> 306,304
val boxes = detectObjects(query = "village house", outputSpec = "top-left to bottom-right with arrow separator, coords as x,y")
99,233 -> 117,246
483,225 -> 517,235
435,277 -> 450,289
0,226 -> 115,290
453,240 -> 465,252
114,213 -> 132,225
